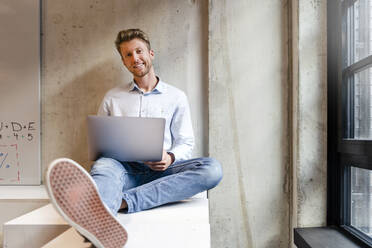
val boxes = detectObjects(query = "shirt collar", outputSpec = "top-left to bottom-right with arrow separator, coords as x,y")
129,77 -> 166,94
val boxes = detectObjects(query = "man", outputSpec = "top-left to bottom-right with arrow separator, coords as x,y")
46,29 -> 223,248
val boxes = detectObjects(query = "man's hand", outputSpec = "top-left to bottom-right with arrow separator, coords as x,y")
144,150 -> 175,171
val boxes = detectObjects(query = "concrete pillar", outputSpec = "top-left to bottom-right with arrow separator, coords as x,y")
293,0 -> 327,228
208,0 -> 290,247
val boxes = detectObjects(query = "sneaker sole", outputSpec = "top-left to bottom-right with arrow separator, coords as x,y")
45,158 -> 128,248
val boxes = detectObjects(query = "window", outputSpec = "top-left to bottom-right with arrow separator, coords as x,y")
328,0 -> 372,246
343,0 -> 372,140
351,166 -> 372,237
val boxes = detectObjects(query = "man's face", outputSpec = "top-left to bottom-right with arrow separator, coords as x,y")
119,38 -> 154,78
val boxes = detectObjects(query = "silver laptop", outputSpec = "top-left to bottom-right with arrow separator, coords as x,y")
87,115 -> 165,162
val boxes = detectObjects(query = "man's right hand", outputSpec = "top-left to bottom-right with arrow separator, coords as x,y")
144,150 -> 174,171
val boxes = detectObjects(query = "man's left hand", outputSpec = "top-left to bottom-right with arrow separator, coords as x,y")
144,150 -> 175,171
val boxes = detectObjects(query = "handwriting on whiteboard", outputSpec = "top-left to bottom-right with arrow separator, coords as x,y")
0,121 -> 36,141
0,144 -> 20,182
0,152 -> 9,168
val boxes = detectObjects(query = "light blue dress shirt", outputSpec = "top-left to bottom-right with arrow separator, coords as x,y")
97,79 -> 194,163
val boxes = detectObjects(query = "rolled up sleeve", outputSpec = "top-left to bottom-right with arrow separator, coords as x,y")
168,93 -> 194,163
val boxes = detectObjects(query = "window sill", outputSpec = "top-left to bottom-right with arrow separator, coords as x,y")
294,226 -> 368,248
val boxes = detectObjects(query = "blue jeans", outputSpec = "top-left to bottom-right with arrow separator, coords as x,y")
90,157 -> 223,214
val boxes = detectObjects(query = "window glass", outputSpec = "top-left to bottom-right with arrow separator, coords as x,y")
353,67 -> 372,139
347,0 -> 372,66
351,166 -> 372,237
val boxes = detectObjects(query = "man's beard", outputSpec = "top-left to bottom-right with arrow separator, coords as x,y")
131,63 -> 151,77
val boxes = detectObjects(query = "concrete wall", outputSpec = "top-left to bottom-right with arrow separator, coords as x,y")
208,1 -> 290,247
40,0 -> 327,247
294,0 -> 327,227
41,0 -> 208,173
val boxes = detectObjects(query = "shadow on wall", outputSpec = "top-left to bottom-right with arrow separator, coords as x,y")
43,59 -> 125,173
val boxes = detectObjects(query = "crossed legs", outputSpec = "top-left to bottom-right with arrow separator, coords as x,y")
90,157 -> 223,214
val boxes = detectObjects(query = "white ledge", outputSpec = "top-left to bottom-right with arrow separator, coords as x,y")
0,185 -> 48,200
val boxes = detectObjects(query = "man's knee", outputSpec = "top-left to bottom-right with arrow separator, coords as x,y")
90,157 -> 124,178
202,157 -> 223,189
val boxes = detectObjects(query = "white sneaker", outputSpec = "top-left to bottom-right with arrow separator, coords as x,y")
45,158 -> 128,248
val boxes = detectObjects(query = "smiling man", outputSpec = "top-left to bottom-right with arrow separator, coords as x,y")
46,29 -> 223,248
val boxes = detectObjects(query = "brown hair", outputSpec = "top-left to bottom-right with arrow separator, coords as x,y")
115,29 -> 151,56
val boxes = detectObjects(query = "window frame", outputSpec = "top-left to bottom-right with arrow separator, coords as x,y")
328,0 -> 372,247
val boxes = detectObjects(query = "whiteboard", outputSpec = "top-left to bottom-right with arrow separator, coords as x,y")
0,0 -> 40,185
